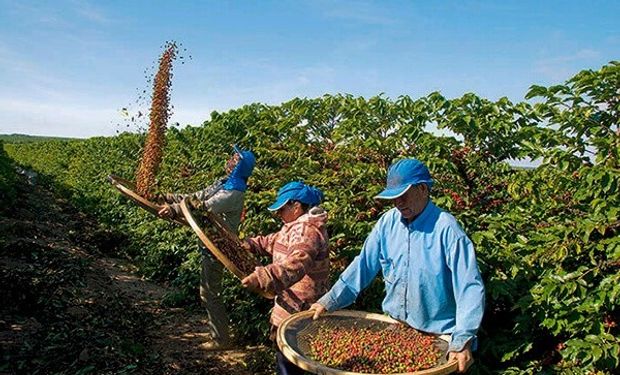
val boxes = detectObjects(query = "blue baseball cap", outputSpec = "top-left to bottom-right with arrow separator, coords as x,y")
375,158 -> 433,199
268,181 -> 324,211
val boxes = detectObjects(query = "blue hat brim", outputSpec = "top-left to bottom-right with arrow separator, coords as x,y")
374,184 -> 412,200
233,145 -> 244,159
267,197 -> 290,211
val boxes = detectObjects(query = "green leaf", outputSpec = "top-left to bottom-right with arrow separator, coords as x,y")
591,345 -> 603,362
517,234 -> 528,244
526,85 -> 548,99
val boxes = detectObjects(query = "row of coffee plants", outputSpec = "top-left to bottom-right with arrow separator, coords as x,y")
4,61 -> 619,373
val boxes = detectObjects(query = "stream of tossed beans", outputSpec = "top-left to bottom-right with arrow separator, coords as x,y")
135,42 -> 177,197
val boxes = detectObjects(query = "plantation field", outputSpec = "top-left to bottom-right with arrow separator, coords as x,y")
0,134 -> 79,144
0,142 -> 273,374
1,61 -> 619,374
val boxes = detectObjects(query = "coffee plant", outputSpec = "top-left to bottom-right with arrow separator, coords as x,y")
3,61 -> 619,374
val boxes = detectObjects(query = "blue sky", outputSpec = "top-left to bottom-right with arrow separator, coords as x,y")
0,0 -> 618,138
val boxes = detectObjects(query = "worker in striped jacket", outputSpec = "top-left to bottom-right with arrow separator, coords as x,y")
241,181 -> 329,375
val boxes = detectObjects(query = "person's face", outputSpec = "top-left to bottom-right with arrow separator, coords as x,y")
277,201 -> 304,223
225,153 -> 240,174
391,184 -> 428,222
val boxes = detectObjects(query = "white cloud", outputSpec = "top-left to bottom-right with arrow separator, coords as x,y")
342,38 -> 378,52
0,45 -> 70,101
71,0 -> 111,25
318,0 -> 398,26
536,49 -> 600,66
0,93 -> 222,138
533,49 -> 601,81
605,34 -> 620,44
3,1 -> 69,28
0,43 -> 35,75
2,0 -> 111,31
296,64 -> 337,85
173,61 -> 342,113
0,97 -> 117,138
169,108 -> 210,127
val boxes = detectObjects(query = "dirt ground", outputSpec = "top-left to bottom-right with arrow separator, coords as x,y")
0,173 -> 272,374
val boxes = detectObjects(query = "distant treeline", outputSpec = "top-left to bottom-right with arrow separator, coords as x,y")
0,134 -> 80,144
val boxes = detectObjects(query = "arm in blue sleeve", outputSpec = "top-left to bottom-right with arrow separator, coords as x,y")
318,222 -> 383,311
447,235 -> 486,352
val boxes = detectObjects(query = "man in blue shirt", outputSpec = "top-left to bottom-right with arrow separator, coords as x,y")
310,158 -> 485,373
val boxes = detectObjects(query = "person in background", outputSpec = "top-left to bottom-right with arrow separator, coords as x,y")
241,181 -> 329,375
158,145 -> 256,350
310,158 -> 485,373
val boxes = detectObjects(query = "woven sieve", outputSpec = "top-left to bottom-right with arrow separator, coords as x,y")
180,198 -> 274,299
277,310 -> 457,375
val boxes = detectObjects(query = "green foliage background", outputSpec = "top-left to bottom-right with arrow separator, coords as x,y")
3,61 -> 619,374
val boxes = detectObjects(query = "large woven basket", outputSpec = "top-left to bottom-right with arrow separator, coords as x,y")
107,174 -> 188,226
179,198 -> 274,299
277,310 -> 458,375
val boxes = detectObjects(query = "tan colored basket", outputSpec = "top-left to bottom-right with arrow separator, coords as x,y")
107,174 -> 188,226
277,310 -> 458,375
179,198 -> 274,299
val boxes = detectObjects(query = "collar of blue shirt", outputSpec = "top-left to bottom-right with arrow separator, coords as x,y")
399,199 -> 434,228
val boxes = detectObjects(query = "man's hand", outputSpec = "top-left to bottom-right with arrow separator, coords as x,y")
241,273 -> 260,290
448,346 -> 473,373
309,302 -> 326,320
158,204 -> 174,219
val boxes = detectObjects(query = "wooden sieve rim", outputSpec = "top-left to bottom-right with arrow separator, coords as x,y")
276,310 -> 459,375
107,174 -> 188,226
179,198 -> 274,299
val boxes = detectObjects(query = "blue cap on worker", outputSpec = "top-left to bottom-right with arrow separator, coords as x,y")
375,158 -> 433,199
230,145 -> 255,175
268,181 -> 324,211
223,145 -> 256,192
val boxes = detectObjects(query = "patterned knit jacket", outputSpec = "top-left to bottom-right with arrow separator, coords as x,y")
246,206 -> 330,327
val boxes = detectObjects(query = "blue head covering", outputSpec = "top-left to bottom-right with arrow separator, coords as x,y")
222,146 -> 256,192
375,158 -> 433,199
268,181 -> 324,211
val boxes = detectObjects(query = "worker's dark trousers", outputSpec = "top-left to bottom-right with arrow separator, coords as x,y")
276,349 -> 307,375
200,249 -> 231,346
